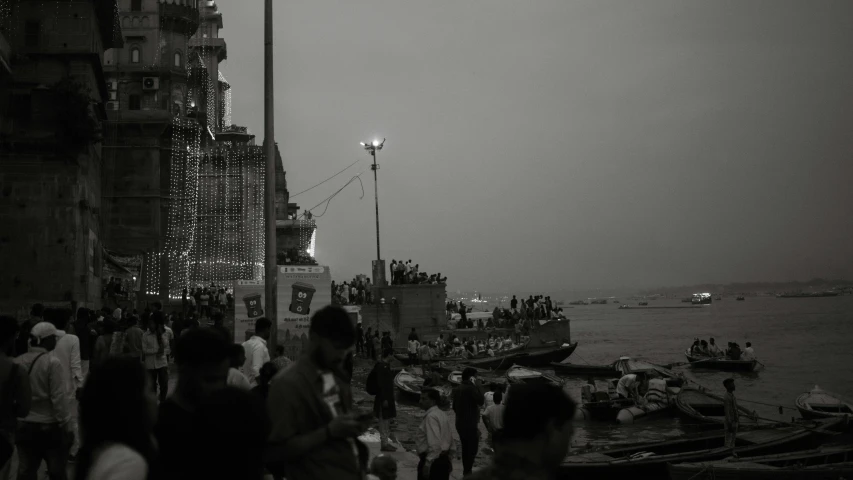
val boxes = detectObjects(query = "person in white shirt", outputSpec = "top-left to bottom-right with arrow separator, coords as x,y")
482,390 -> 506,448
226,344 -> 251,390
616,372 -> 648,403
416,388 -> 455,480
708,338 -> 722,357
241,317 -> 271,386
408,338 -> 420,365
15,321 -> 73,478
50,309 -> 83,459
741,342 -> 755,361
142,313 -> 169,403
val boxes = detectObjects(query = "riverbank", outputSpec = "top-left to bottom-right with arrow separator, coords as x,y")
351,356 -> 491,479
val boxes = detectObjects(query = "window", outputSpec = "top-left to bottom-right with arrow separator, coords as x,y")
129,95 -> 141,110
131,0 -> 141,12
174,51 -> 182,67
122,16 -> 130,28
24,21 -> 40,47
130,47 -> 140,63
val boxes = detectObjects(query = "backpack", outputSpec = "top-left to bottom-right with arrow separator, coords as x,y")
365,366 -> 379,396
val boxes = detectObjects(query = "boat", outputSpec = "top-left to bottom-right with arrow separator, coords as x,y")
560,417 -> 845,479
440,318 -> 573,350
394,369 -> 452,401
568,300 -> 588,306
612,300 -> 620,304
574,379 -> 636,422
685,350 -> 758,372
692,293 -> 713,305
462,342 -> 577,370
614,356 -> 682,380
505,365 -> 564,386
668,445 -> 853,480
550,361 -> 621,377
394,339 -> 530,366
777,291 -> 840,298
736,295 -> 745,301
638,301 -> 649,306
590,299 -> 608,305
617,398 -> 676,424
796,386 -> 853,421
676,389 -> 774,428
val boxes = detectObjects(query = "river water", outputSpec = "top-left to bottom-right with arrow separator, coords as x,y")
474,295 -> 853,447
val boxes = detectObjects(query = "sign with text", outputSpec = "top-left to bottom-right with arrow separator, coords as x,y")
233,266 -> 331,359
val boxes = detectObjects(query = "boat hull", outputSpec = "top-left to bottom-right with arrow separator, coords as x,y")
616,401 -> 674,424
558,418 -> 845,480
669,446 -> 853,480
550,362 -> 620,377
685,351 -> 758,372
676,389 -> 770,428
464,343 -> 577,370
795,387 -> 853,426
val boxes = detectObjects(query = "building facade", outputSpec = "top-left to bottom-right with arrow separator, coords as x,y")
0,0 -> 123,315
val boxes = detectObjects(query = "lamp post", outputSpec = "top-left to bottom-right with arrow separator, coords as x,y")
362,138 -> 385,336
263,0 -> 278,352
361,138 -> 385,285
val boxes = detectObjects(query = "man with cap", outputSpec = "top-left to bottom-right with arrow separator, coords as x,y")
15,322 -> 73,478
451,367 -> 484,476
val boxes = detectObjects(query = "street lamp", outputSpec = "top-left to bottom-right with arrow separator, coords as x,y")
361,138 -> 385,285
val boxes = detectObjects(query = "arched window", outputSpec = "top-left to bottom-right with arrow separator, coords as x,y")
122,17 -> 130,28
132,17 -> 140,27
174,51 -> 182,68
141,16 -> 150,27
131,47 -> 140,63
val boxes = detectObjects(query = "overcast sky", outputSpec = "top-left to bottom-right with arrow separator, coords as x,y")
218,0 -> 853,292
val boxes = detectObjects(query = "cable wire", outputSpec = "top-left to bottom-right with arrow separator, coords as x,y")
298,172 -> 367,220
289,158 -> 362,199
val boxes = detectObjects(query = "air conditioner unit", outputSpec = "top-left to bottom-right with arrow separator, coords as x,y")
108,80 -> 118,90
142,76 -> 159,91
106,101 -> 118,111
108,91 -> 117,101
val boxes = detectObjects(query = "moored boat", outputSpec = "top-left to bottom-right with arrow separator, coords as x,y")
795,386 -> 853,421
675,389 -> 773,428
462,342 -> 577,370
736,295 -> 745,301
668,445 -> 853,480
395,339 -> 529,366
550,361 -> 621,377
505,365 -> 564,386
394,369 -> 452,402
685,350 -> 758,372
560,417 -> 845,479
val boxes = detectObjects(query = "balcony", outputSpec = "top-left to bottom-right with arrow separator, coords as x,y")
159,0 -> 200,33
188,36 -> 226,63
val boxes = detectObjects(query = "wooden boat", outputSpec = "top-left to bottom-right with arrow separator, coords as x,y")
394,369 -> 452,401
614,356 -> 681,380
668,445 -> 853,480
462,342 -> 577,370
505,365 -> 564,386
685,350 -> 758,372
550,361 -> 620,377
560,417 -> 845,479
440,317 -> 573,350
395,339 -> 529,366
638,301 -> 648,306
796,385 -> 853,421
736,295 -> 745,301
675,389 -> 774,428
446,370 -> 505,393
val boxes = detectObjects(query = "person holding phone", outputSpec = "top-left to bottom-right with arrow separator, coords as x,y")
266,306 -> 370,480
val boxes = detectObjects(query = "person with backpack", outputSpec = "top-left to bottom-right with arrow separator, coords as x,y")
366,348 -> 397,452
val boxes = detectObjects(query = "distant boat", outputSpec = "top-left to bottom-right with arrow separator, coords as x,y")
777,291 -> 840,298
736,296 -> 745,301
638,301 -> 648,306
691,293 -> 712,305
590,299 -> 608,305
568,300 -> 588,306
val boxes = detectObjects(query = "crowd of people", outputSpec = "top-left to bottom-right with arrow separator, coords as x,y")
332,277 -> 374,306
1,302 -> 580,480
446,295 -> 567,334
180,285 -> 233,319
688,338 -> 756,360
389,259 -> 446,286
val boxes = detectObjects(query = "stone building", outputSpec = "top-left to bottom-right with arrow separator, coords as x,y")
0,0 -> 123,315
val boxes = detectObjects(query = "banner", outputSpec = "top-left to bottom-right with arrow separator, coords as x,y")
234,266 -> 331,359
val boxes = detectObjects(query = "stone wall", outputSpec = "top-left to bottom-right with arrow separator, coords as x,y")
0,153 -> 103,317
361,283 -> 447,347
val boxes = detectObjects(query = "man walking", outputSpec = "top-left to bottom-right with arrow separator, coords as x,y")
48,308 -> 83,461
723,378 -> 738,448
452,367 -> 484,476
416,388 -> 455,480
15,322 -> 73,479
242,317 -> 271,386
266,305 -> 370,480
368,348 -> 398,452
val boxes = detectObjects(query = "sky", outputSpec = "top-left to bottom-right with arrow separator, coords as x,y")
217,0 -> 853,292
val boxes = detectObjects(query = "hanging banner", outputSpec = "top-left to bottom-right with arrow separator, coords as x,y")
234,266 -> 332,359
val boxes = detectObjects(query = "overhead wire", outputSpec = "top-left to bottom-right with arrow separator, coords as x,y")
289,158 -> 362,199
298,171 -> 367,220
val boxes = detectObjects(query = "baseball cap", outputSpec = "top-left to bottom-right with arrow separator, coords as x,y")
30,322 -> 58,339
